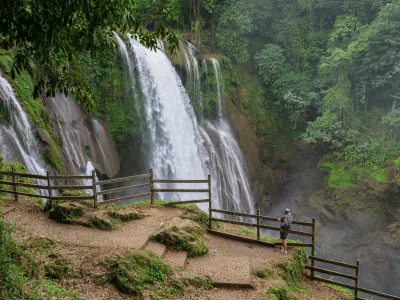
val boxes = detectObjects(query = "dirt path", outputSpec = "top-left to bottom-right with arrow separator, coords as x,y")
4,199 -> 181,251
2,198 -> 350,299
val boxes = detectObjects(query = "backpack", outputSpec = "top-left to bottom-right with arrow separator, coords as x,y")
282,215 -> 292,231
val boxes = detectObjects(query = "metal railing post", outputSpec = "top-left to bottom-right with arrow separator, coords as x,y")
257,209 -> 261,240
311,217 -> 316,278
208,175 -> 212,229
12,167 -> 18,202
92,170 -> 97,208
150,168 -> 154,206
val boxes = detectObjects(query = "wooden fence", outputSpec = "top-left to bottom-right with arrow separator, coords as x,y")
206,205 -> 400,300
0,168 -> 95,207
1,168 -> 399,299
208,207 -> 315,249
0,168 -> 211,208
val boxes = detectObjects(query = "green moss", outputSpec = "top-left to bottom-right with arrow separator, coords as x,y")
106,250 -> 174,297
180,276 -> 213,290
48,202 -> 86,223
254,268 -> 274,279
88,212 -> 120,231
266,286 -> 293,300
369,166 -> 388,183
278,248 -> 307,285
324,282 -> 353,299
44,253 -> 74,279
177,204 -> 209,228
151,218 -> 208,257
0,220 -> 81,299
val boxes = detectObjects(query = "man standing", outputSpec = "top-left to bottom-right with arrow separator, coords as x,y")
278,208 -> 292,254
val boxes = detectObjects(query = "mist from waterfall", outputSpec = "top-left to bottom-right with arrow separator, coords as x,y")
0,72 -> 47,179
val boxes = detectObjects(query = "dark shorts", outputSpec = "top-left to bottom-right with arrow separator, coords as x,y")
280,231 -> 289,240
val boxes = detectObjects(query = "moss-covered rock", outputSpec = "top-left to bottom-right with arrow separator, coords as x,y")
44,253 -> 74,279
178,204 -> 209,228
106,250 -> 174,298
107,208 -> 146,222
151,217 -> 208,257
88,212 -> 120,231
48,202 -> 86,223
24,237 -> 54,252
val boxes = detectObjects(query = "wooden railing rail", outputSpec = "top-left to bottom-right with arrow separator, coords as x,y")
151,175 -> 212,205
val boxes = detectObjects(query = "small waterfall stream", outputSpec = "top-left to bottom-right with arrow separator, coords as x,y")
0,73 -> 47,179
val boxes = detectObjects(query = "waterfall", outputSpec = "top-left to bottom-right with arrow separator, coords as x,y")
116,35 -> 254,212
203,58 -> 254,213
187,42 -> 202,111
125,37 -> 207,202
0,73 -> 47,180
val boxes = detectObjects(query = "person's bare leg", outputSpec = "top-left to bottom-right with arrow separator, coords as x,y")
283,239 -> 287,252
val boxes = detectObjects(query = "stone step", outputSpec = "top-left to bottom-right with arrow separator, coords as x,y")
163,250 -> 187,269
184,256 -> 252,288
144,241 -> 167,258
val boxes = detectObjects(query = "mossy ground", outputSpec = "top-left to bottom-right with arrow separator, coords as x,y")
151,217 -> 208,258
0,220 -> 81,299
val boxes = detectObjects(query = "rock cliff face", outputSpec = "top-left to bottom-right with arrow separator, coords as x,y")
42,94 -> 120,178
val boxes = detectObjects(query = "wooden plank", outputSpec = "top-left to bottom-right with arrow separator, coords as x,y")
292,220 -> 313,226
0,180 -> 48,189
96,173 -> 151,186
98,192 -> 152,206
210,208 -> 258,218
153,179 -> 209,183
309,256 -> 358,269
210,217 -> 257,228
48,175 -> 92,180
166,199 -> 210,205
274,242 -> 313,247
153,189 -> 209,193
0,171 -> 48,180
357,287 -> 400,300
50,195 -> 94,201
210,208 -> 313,227
207,229 -> 275,247
0,189 -> 50,199
97,183 -> 150,196
49,185 -> 92,190
311,276 -> 356,290
211,217 -> 313,237
305,265 -> 357,280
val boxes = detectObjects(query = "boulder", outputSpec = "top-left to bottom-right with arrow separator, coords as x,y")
151,217 -> 208,257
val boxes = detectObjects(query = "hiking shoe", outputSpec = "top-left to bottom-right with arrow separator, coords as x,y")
281,250 -> 287,254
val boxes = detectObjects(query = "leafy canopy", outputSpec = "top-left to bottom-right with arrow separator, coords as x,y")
0,0 -> 179,112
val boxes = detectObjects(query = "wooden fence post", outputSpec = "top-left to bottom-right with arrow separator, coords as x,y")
208,175 -> 212,229
355,260 -> 360,298
311,217 -> 316,278
92,170 -> 97,208
150,168 -> 154,206
12,167 -> 18,202
46,171 -> 52,208
257,209 -> 261,240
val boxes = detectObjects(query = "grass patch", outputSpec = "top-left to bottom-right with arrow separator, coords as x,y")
105,250 -> 174,298
0,220 -> 81,299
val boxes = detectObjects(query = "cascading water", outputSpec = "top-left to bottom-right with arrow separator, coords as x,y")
124,37 -> 207,202
203,59 -> 254,213
0,73 -> 47,181
187,43 -> 202,111
116,35 -> 254,212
